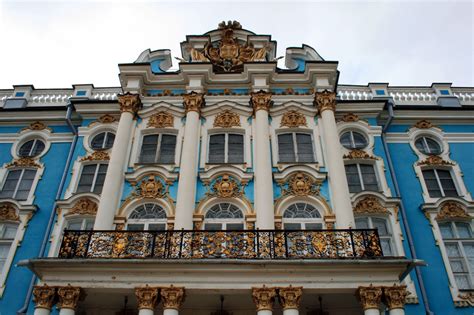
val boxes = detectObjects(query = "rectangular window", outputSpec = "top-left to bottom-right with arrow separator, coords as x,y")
345,163 -> 379,193
422,169 -> 459,198
0,223 -> 17,272
139,134 -> 177,164
0,169 -> 37,200
278,133 -> 315,163
208,133 -> 244,164
77,164 -> 108,194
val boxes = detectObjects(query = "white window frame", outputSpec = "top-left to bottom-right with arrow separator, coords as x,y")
421,168 -> 460,198
203,203 -> 245,230
276,131 -> 316,163
75,163 -> 108,194
340,130 -> 369,150
281,203 -> 324,230
355,216 -> 396,256
0,168 -> 38,201
345,162 -> 380,193
138,133 -> 178,164
126,203 -> 168,231
207,132 -> 245,164
90,131 -> 115,151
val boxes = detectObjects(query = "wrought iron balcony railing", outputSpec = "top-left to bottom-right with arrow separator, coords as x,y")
58,229 -> 383,259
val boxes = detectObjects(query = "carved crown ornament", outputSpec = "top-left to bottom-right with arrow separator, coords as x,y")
356,285 -> 383,311
278,286 -> 303,310
22,121 -> 51,132
98,114 -> 117,123
457,291 -> 474,307
435,201 -> 471,221
68,198 -> 98,216
417,155 -> 453,166
80,151 -> 110,162
135,286 -> 159,310
6,157 -> 41,168
353,196 -> 390,215
57,285 -> 83,310
0,203 -> 20,222
213,110 -> 241,128
251,90 -> 272,112
188,21 -> 267,73
160,286 -> 185,310
343,149 -> 376,160
314,90 -> 337,114
252,286 -> 276,312
341,113 -> 360,122
207,175 -> 243,198
383,285 -> 408,310
280,111 -> 307,128
183,91 -> 205,114
278,172 -> 321,198
118,92 -> 142,115
147,111 -> 174,128
33,284 -> 56,310
414,119 -> 436,129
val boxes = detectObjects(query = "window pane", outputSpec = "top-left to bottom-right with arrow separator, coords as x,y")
360,164 -> 378,191
31,141 -> 45,156
340,132 -> 353,149
450,260 -> 465,272
105,133 -> 115,149
18,140 -> 34,157
284,223 -> 301,230
158,135 -> 176,164
0,170 -> 21,198
355,217 -> 369,229
422,170 -> 442,197
0,244 -> 12,259
439,223 -> 455,239
93,164 -> 108,194
455,275 -> 470,290
84,219 -> 95,230
228,134 -> 244,163
91,132 -> 106,150
446,243 -> 461,257
352,132 -> 368,149
463,243 -> 474,257
204,223 -> 222,231
425,138 -> 442,155
296,134 -> 314,162
278,134 -> 295,162
381,238 -> 393,256
3,225 -> 17,239
227,223 -> 244,230
140,135 -> 159,163
68,221 -> 82,230
305,223 -> 323,230
148,224 -> 166,231
209,134 -> 225,163
372,218 -> 389,236
456,223 -> 472,239
127,224 -> 144,231
437,170 -> 458,197
16,170 -> 36,200
345,164 -> 361,193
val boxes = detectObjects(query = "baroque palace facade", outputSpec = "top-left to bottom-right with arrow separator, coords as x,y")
0,21 -> 473,315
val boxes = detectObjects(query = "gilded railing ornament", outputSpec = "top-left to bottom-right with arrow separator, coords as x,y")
57,285 -> 82,310
341,113 -> 359,122
148,111 -> 174,128
160,286 -> 185,310
251,90 -> 272,112
135,285 -> 159,310
280,111 -> 307,128
383,285 -> 408,310
0,203 -> 19,221
98,114 -> 117,123
435,201 -> 470,221
279,172 -> 320,197
118,92 -> 142,115
23,121 -> 51,131
414,120 -> 435,129
252,286 -> 276,311
356,285 -> 383,310
33,284 -> 56,310
69,198 -> 98,216
183,91 -> 204,114
6,157 -> 40,168
214,110 -> 241,128
208,175 -> 242,198
314,90 -> 337,114
278,286 -> 303,310
343,149 -> 375,160
80,151 -> 110,161
417,155 -> 453,166
353,196 -> 390,215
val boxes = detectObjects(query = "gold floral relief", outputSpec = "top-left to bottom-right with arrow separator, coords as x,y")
183,92 -> 205,114
251,90 -> 272,112
417,155 -> 453,166
343,149 -> 375,160
353,196 -> 390,215
279,172 -> 320,197
383,285 -> 408,310
147,112 -> 174,128
341,113 -> 359,122
80,151 -> 110,161
435,201 -> 471,221
280,111 -> 307,128
118,93 -> 142,115
356,285 -> 383,311
252,286 -> 276,311
0,203 -> 19,221
314,90 -> 336,114
6,157 -> 41,168
69,198 -> 98,216
22,121 -> 50,131
414,120 -> 435,129
213,110 -> 241,128
98,114 -> 117,123
208,175 -> 242,198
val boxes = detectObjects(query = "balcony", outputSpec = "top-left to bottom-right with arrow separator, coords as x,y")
58,229 -> 384,259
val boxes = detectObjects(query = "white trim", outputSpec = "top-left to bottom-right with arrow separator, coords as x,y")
80,123 -> 118,154
64,158 -> 109,200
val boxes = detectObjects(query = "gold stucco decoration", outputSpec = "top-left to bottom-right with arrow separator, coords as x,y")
342,113 -> 360,122
161,286 -> 185,310
414,120 -> 435,129
457,292 -> 474,307
80,151 -> 110,161
135,285 -> 159,310
280,172 -> 320,197
0,203 -> 19,221
213,110 -> 241,128
353,196 -> 390,215
417,155 -> 453,166
251,90 -> 272,112
57,285 -> 82,310
98,114 -> 117,123
252,286 -> 276,312
137,176 -> 165,198
209,175 -> 242,198
6,157 -> 41,168
147,112 -> 174,128
69,198 -> 98,216
343,149 -> 375,160
314,90 -> 337,114
356,285 -> 383,311
435,201 -> 471,221
33,284 -> 56,310
118,92 -> 142,115
280,111 -> 307,128
183,91 -> 205,114
278,286 -> 303,310
23,121 -> 50,131
383,285 -> 408,310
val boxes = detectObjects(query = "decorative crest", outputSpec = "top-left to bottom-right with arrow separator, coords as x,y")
252,286 -> 276,312
353,196 -> 390,215
57,285 -> 82,310
135,285 -> 159,310
23,121 -> 50,131
457,292 -> 474,307
69,198 -> 98,216
80,151 -> 110,161
251,90 -> 272,112
356,285 -> 382,311
278,286 -> 303,310
33,284 -> 56,310
383,285 -> 408,310
208,175 -> 242,198
0,203 -> 19,221
280,172 -> 320,197
342,113 -> 360,122
214,110 -> 241,128
414,120 -> 435,129
160,286 -> 185,310
118,92 -> 142,115
280,111 -> 307,128
137,176 -> 165,198
435,201 -> 470,221
343,149 -> 375,160
183,92 -> 204,114
417,155 -> 453,166
147,111 -> 174,128
98,114 -> 117,123
314,90 -> 337,114
6,157 -> 40,168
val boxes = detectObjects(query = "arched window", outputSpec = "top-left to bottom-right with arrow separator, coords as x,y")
282,203 -> 323,230
355,217 -> 394,256
0,223 -> 18,272
345,163 -> 379,193
415,136 -> 442,155
91,132 -> 115,150
208,133 -> 244,164
340,131 -> 368,150
204,203 -> 244,230
277,133 -> 315,163
18,139 -> 45,157
0,169 -> 37,200
127,203 -> 167,231
139,134 -> 177,164
438,221 -> 474,290
422,168 -> 459,198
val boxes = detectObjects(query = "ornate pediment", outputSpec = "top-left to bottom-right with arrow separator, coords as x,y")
341,113 -> 359,122
22,121 -> 51,132
280,111 -> 307,128
214,110 -> 241,128
0,203 -> 19,221
414,120 -> 436,129
417,155 -> 453,166
435,201 -> 471,221
80,151 -> 110,161
207,174 -> 242,198
69,198 -> 98,216
279,172 -> 320,197
135,176 -> 165,199
6,157 -> 41,168
353,196 -> 390,215
147,111 -> 174,128
343,149 -> 376,160
98,114 -> 117,123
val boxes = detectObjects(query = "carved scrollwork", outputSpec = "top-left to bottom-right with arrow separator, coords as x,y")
414,120 -> 435,129
208,175 -> 242,198
314,90 -> 336,114
341,113 -> 359,122
278,286 -> 303,310
0,203 -> 19,221
80,151 -> 110,161
135,285 -> 159,310
161,286 -> 185,310
353,196 -> 390,215
6,157 -> 41,168
69,198 -> 98,216
252,286 -> 276,311
435,201 -> 471,221
118,92 -> 142,115
280,111 -> 307,128
147,111 -> 174,128
214,110 -> 241,128
22,121 -> 51,131
33,284 -> 56,310
356,285 -> 383,310
98,114 -> 117,123
251,90 -> 272,112
183,92 -> 204,114
57,285 -> 82,310
417,155 -> 453,166
343,149 -> 375,160
137,176 -> 165,198
279,172 -> 320,197
457,292 -> 474,307
383,285 -> 408,310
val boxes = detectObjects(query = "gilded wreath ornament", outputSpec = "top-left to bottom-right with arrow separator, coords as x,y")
280,111 -> 307,128
435,201 -> 470,221
80,151 -> 110,161
343,149 -> 375,160
0,203 -> 19,221
279,172 -> 320,197
6,157 -> 41,168
314,90 -> 337,113
353,196 -> 390,215
208,175 -> 242,198
417,155 -> 453,166
69,198 -> 98,216
147,111 -> 174,128
213,110 -> 241,128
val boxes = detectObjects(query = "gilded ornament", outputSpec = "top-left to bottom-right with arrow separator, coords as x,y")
57,285 -> 82,310
0,203 -> 19,221
80,151 -> 110,161
209,175 -> 242,198
138,176 -> 165,198
160,286 -> 185,310
356,285 -> 383,311
6,157 -> 40,168
252,286 -> 276,311
383,285 -> 408,310
98,114 -> 117,123
112,233 -> 128,257
314,90 -> 337,114
435,201 -> 470,221
147,112 -> 174,128
414,120 -> 435,129
69,198 -> 98,216
33,284 -> 56,310
213,110 -> 241,128
118,92 -> 142,115
23,121 -> 50,131
183,91 -> 204,114
251,90 -> 272,112
457,292 -> 474,307
353,196 -> 390,215
278,286 -> 303,310
342,113 -> 359,122
417,155 -> 453,166
280,111 -> 307,128
343,149 -> 375,160
135,286 -> 159,310
280,172 -> 320,197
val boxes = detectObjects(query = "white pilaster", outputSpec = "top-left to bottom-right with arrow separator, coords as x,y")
364,309 -> 380,315
138,309 -> 154,315
163,309 -> 179,315
388,309 -> 405,315
94,93 -> 141,230
315,91 -> 354,228
34,308 -> 51,315
258,310 -> 272,315
283,310 -> 299,315
59,309 -> 75,315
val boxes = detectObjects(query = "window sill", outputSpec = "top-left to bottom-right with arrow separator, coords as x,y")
135,162 -> 177,166
277,161 -> 318,165
205,163 -> 246,165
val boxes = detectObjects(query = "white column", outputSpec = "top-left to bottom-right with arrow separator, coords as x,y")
161,286 -> 185,315
34,309 -> 51,315
138,309 -> 154,315
283,310 -> 299,315
59,309 -> 75,315
94,93 -> 141,230
356,286 -> 382,315
174,92 -> 204,230
278,286 -> 302,315
33,285 -> 55,315
252,287 -> 276,315
163,309 -> 179,315
251,91 -> 275,229
384,285 -> 408,315
388,309 -> 404,315
315,91 -> 355,228
258,311 -> 272,315
364,310 -> 380,315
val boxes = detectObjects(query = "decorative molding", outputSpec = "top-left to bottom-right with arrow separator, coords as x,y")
80,151 -> 110,161
341,113 -> 359,122
207,175 -> 243,198
435,201 -> 471,221
278,286 -> 303,310
251,90 -> 272,112
22,121 -> 51,132
136,176 -> 165,198
57,285 -> 82,310
118,92 -> 142,115
0,203 -> 19,222
356,285 -> 383,311
417,155 -> 454,166
135,285 -> 159,310
69,198 -> 98,216
98,114 -> 117,123
183,92 -> 204,114
33,284 -> 56,310
280,110 -> 307,128
6,157 -> 41,168
278,172 -> 320,197
147,111 -> 174,128
213,110 -> 241,128
353,196 -> 390,215
457,292 -> 474,307
343,149 -> 376,160
414,120 -> 436,129
160,286 -> 185,310
314,90 -> 336,114
383,285 -> 408,310
252,286 -> 276,312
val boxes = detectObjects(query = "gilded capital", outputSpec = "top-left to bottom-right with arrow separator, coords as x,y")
356,285 -> 382,311
161,286 -> 185,310
183,91 -> 204,114
383,285 -> 408,310
118,92 -> 142,115
278,286 -> 303,310
314,90 -> 337,114
135,286 -> 159,310
251,90 -> 272,112
57,285 -> 82,310
252,286 -> 276,312
33,284 -> 56,310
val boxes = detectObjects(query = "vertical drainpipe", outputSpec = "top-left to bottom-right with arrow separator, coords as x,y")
381,99 -> 434,315
17,101 -> 78,314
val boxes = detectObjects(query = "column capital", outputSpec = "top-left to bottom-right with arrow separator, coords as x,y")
252,286 -> 276,312
278,286 -> 303,310
251,90 -> 272,113
57,285 -> 82,310
118,92 -> 142,115
356,285 -> 383,311
183,91 -> 205,114
135,285 -> 159,310
314,90 -> 337,114
33,284 -> 56,310
160,286 -> 185,310
383,285 -> 408,310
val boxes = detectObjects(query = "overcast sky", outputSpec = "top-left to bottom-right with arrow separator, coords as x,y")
0,1 -> 472,89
